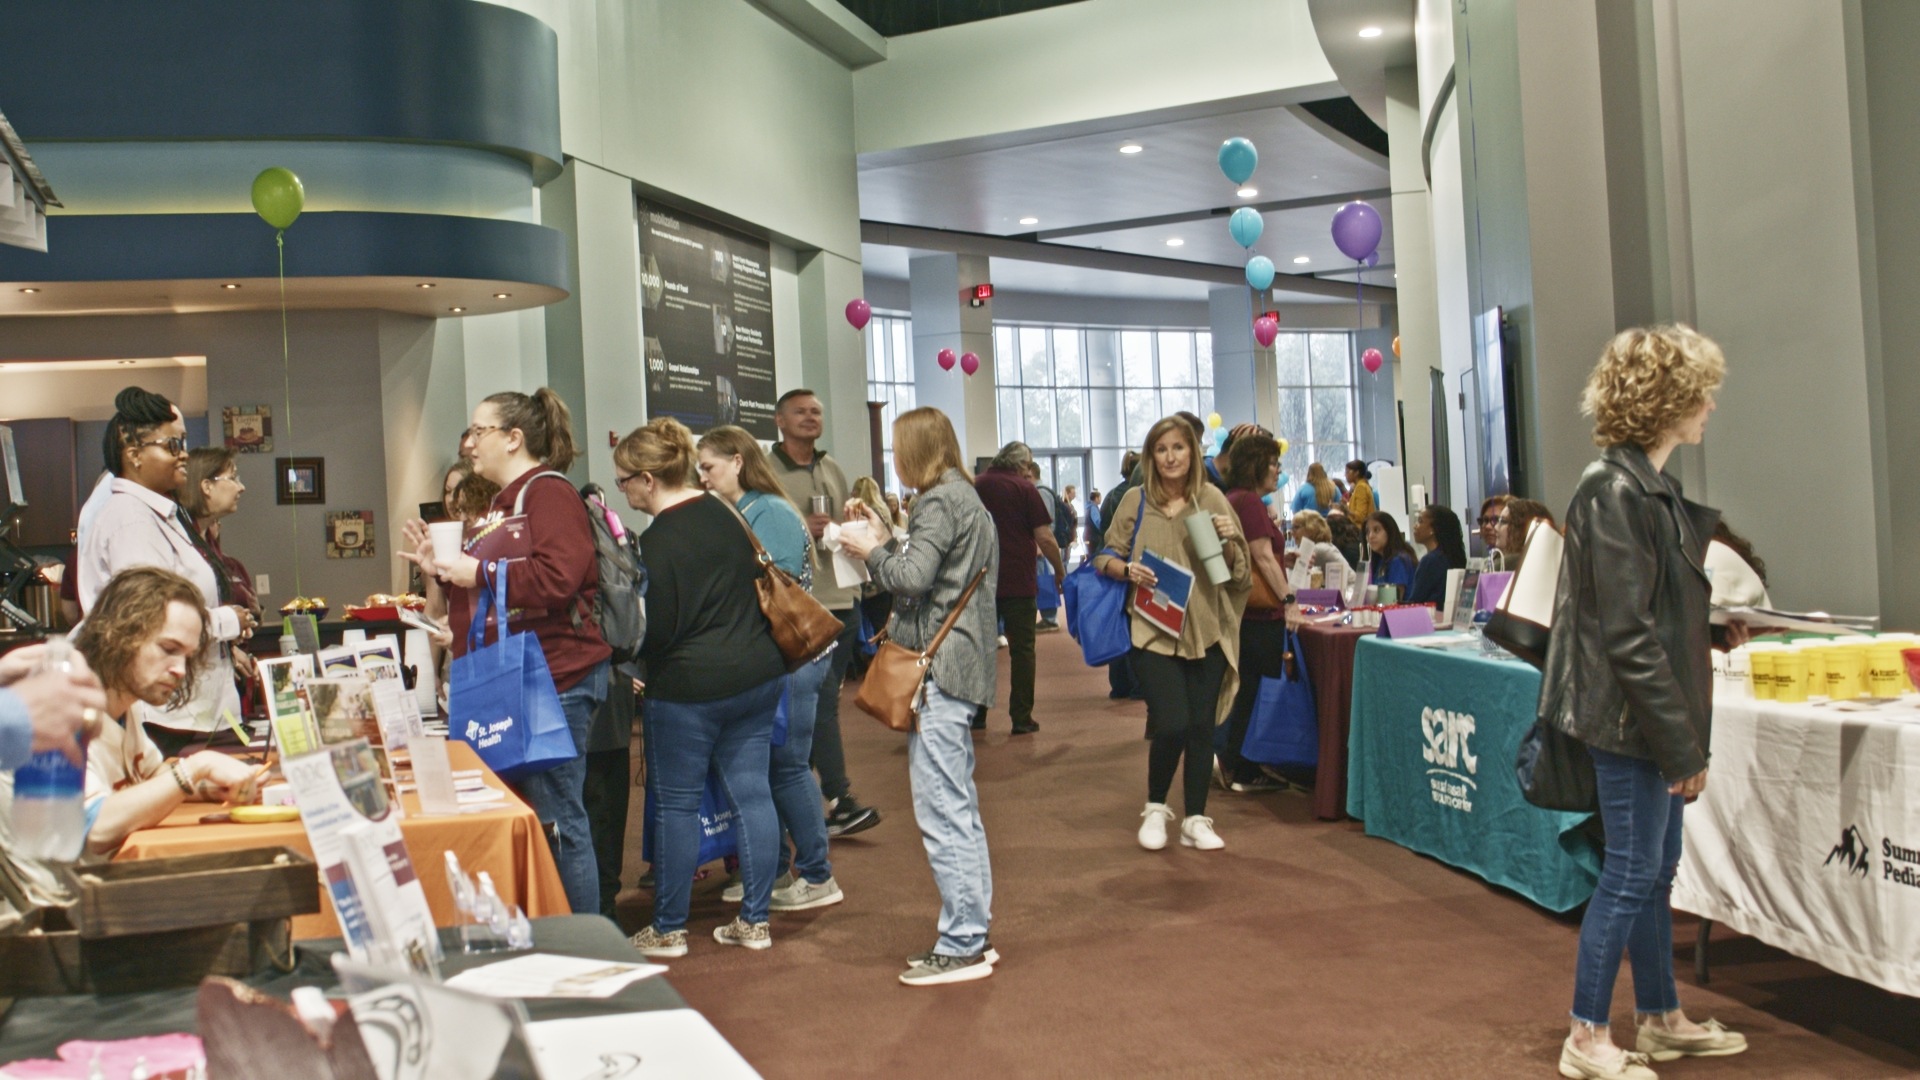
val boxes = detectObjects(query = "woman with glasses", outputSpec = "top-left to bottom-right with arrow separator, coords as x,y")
179,448 -> 262,700
402,388 -> 611,917
1476,494 -> 1510,558
77,387 -> 259,757
1497,497 -> 1557,574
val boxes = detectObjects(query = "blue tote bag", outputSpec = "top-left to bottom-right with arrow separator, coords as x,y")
1061,492 -> 1145,667
449,564 -> 577,780
640,767 -> 739,867
1241,629 -> 1319,767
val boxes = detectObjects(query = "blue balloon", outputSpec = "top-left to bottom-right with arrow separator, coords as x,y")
1228,207 -> 1264,249
1218,137 -> 1258,185
1245,255 -> 1276,291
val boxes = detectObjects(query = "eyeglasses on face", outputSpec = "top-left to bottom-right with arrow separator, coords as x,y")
135,437 -> 189,455
614,471 -> 642,489
1478,516 -> 1500,526
212,473 -> 243,485
463,423 -> 504,442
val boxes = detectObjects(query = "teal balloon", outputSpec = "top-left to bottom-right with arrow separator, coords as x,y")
1245,255 -> 1276,291
1228,207 -> 1264,249
251,167 -> 305,231
1217,137 -> 1258,185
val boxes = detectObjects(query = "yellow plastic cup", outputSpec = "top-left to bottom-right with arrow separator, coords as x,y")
1826,647 -> 1866,700
1747,650 -> 1776,701
1803,647 -> 1831,699
1866,645 -> 1905,698
1773,650 -> 1811,704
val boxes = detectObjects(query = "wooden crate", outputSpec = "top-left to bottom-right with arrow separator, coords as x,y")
65,847 -> 319,939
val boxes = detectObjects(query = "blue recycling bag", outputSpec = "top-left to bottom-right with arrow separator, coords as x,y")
449,563 -> 576,780
640,767 -> 739,867
1240,629 -> 1319,767
1062,491 -> 1145,667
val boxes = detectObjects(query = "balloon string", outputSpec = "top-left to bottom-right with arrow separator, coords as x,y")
278,229 -> 301,600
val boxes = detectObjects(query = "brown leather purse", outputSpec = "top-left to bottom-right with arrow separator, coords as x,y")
855,564 -> 990,733
718,495 -> 845,671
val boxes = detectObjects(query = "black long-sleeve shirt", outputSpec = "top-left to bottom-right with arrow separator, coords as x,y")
637,494 -> 786,703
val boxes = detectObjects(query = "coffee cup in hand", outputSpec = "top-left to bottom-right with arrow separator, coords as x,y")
427,520 -> 466,567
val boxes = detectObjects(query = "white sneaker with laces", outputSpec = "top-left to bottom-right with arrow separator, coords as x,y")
1179,815 -> 1225,850
1137,803 -> 1175,850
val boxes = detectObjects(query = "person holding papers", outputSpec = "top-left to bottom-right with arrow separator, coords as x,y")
1095,416 -> 1250,853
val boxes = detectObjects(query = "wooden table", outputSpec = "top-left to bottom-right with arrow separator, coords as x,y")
1295,621 -> 1375,819
116,742 -> 569,940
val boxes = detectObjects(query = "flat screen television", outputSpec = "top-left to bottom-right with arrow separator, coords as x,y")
1472,307 -> 1523,502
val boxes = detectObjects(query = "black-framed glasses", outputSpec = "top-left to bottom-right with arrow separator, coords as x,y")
136,437 -> 189,455
1478,516 -> 1500,526
613,471 -> 642,489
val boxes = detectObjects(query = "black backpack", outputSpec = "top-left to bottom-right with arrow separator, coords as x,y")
518,473 -> 647,666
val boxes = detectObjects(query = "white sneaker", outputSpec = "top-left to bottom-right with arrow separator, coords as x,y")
997,634 -> 1009,648
1137,803 -> 1175,850
769,875 -> 844,912
1179,815 -> 1225,850
723,871 -> 791,904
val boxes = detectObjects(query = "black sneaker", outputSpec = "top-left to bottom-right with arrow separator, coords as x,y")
899,950 -> 994,986
1010,719 -> 1039,736
825,795 -> 881,838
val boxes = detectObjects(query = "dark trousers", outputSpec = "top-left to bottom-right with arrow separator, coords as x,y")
975,595 -> 1037,727
1220,619 -> 1289,784
582,745 -> 631,918
810,608 -> 860,802
1107,655 -> 1138,697
1133,645 -> 1228,816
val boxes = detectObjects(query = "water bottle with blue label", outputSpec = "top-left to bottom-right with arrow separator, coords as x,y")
12,638 -> 89,861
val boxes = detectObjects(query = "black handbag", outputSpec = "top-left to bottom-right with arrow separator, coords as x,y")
1484,518 -> 1563,669
1514,721 -> 1597,813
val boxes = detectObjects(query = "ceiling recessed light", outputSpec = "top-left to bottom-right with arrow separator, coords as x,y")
1118,143 -> 1144,155
19,288 -> 39,294
1358,26 -> 1383,38
117,360 -> 138,366
1292,255 -> 1311,264
220,283 -> 242,290
1018,216 -> 1039,226
1166,238 -> 1185,248
493,292 -> 511,299
416,283 -> 436,289
1237,187 -> 1258,198
449,306 -> 466,313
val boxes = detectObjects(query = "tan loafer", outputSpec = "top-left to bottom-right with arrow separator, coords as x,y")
1559,1037 -> 1658,1080
1635,1018 -> 1747,1061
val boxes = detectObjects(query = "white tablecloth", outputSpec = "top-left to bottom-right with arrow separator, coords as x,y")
1673,694 -> 1920,997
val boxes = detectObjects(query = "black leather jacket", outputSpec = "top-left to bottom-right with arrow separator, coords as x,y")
1537,445 -> 1721,781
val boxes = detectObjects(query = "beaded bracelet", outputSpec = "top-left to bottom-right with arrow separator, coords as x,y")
168,759 -> 194,796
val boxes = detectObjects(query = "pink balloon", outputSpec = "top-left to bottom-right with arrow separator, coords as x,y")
1362,347 -> 1385,374
845,298 -> 871,331
960,351 -> 981,376
937,348 -> 957,371
1252,315 -> 1279,347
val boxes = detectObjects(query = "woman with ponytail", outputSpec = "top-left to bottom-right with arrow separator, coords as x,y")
77,387 -> 259,756
402,387 -> 611,915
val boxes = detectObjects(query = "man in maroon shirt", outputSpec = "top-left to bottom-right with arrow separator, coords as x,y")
972,442 -> 1065,735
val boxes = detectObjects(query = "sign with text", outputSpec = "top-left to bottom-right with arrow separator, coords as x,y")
637,202 -> 777,437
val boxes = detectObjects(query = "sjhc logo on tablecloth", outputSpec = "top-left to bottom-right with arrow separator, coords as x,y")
1828,824 -> 1920,890
1421,707 -> 1478,813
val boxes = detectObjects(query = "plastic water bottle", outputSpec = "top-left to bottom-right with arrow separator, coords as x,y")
12,639 -> 89,862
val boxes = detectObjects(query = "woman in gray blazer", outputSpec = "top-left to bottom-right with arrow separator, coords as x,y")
840,406 -> 1000,988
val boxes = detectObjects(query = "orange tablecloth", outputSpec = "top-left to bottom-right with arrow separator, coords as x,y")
116,742 -> 569,939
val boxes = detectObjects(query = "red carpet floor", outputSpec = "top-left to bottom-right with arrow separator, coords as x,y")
615,630 -> 1920,1078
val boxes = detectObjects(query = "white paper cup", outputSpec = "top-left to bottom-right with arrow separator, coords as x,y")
428,520 -> 466,565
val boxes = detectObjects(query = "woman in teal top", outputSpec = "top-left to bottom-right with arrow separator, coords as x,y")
1289,462 -> 1336,516
695,426 -> 845,915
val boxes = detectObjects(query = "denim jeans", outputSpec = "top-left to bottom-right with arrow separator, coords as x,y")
646,676 -> 783,931
514,660 -> 609,916
809,610 -> 860,802
1571,747 -> 1686,1024
772,654 -> 834,884
910,679 -> 993,957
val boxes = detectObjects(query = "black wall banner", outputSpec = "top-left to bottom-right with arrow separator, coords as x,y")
637,202 -> 778,438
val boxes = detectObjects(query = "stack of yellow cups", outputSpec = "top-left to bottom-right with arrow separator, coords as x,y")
1772,647 -> 1812,704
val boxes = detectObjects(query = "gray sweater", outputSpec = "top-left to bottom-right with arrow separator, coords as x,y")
865,469 -> 1001,708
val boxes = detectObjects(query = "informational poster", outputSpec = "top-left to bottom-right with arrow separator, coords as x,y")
637,202 -> 778,437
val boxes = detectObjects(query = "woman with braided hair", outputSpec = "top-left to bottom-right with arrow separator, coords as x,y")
77,387 -> 259,756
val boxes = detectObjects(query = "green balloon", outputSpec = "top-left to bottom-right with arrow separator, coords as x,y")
251,167 -> 305,230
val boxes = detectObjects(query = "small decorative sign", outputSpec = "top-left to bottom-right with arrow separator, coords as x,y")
222,404 -> 273,453
327,510 -> 376,559
276,456 -> 325,505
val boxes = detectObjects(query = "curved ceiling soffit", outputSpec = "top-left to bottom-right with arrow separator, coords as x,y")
1305,0 -> 1418,131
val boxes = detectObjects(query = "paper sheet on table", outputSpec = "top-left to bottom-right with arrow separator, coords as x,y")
1711,606 -> 1878,635
442,952 -> 668,999
820,520 -> 874,587
524,1009 -> 762,1078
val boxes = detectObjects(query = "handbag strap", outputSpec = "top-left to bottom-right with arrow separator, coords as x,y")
917,564 -> 991,661
711,490 -> 787,573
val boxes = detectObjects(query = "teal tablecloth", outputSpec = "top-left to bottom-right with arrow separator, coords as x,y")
1345,636 -> 1599,912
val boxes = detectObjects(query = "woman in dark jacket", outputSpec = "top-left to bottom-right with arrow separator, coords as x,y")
1541,326 -> 1747,1079
1406,505 -> 1466,608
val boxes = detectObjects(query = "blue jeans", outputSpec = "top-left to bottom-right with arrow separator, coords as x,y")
1571,747 -> 1686,1024
515,660 -> 609,916
909,679 -> 993,957
774,655 -> 834,884
647,676 -> 783,931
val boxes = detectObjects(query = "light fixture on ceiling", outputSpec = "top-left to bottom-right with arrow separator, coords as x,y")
220,283 -> 242,290
117,360 -> 137,365
1018,216 -> 1039,226
416,283 -> 436,289
1237,187 -> 1258,199
1293,256 -> 1311,264
449,306 -> 466,313
1118,143 -> 1144,155
1358,26 -> 1383,38
19,287 -> 39,294
493,292 -> 512,299
1166,238 -> 1185,248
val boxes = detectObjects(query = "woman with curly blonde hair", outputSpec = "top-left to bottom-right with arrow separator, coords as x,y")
1541,325 -> 1746,1079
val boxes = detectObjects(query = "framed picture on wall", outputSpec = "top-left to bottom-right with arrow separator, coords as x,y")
222,405 -> 273,453
276,457 -> 325,505
326,510 -> 375,559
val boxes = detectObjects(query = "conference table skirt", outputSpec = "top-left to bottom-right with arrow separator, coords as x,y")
1295,622 -> 1374,819
116,742 -> 570,939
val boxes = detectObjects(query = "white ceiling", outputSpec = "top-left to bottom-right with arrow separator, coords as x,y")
0,276 -> 565,319
861,243 -> 1213,302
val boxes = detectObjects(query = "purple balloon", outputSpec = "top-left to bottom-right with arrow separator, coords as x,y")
1331,201 -> 1383,262
1365,251 -> 1380,268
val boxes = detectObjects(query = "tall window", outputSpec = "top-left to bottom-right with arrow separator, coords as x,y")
864,313 -> 914,491
994,323 -> 1212,501
1275,331 -> 1357,502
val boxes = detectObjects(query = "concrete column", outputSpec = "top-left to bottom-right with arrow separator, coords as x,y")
1385,64 -> 1442,507
908,253 -> 997,463
1207,285 -> 1260,429
796,249 -> 874,473
540,159 -> 639,499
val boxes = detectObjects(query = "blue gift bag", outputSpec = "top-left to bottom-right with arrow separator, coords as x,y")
1241,629 -> 1318,767
1036,558 -> 1060,614
449,564 -> 577,780
1062,493 -> 1145,667
640,767 -> 739,867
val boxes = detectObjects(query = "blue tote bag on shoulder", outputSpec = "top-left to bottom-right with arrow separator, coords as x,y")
1062,492 -> 1145,667
1241,629 -> 1319,767
449,563 -> 577,780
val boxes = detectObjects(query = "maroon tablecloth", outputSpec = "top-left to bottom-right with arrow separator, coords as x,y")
1295,622 -> 1374,819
